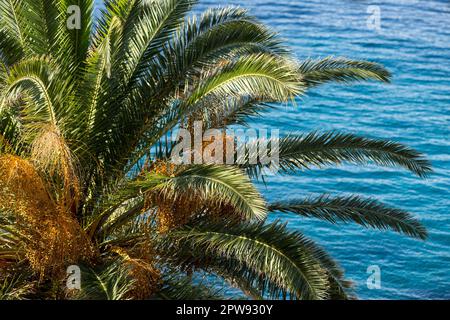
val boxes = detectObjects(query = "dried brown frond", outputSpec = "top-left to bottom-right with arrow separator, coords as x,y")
0,155 -> 95,278
30,124 -> 81,210
111,237 -> 161,300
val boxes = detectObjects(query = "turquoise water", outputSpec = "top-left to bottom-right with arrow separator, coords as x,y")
194,0 -> 450,299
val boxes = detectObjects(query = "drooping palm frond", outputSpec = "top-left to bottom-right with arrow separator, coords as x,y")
183,53 -> 303,108
241,131 -> 432,178
135,164 -> 267,221
156,239 -> 267,299
269,195 -> 428,240
0,56 -> 71,135
170,243 -> 352,300
298,57 -> 391,87
159,219 -> 349,300
155,272 -> 225,300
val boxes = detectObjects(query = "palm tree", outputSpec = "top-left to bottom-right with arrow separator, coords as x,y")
0,0 -> 431,300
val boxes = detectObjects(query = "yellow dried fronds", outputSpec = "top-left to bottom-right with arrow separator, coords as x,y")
0,154 -> 54,218
0,134 -> 14,154
145,160 -> 195,233
148,160 -> 177,176
23,211 -> 95,278
154,186 -> 236,233
112,243 -> 161,300
0,155 -> 95,277
30,124 -> 81,208
127,262 -> 160,299
155,197 -> 199,234
155,191 -> 243,232
182,131 -> 236,165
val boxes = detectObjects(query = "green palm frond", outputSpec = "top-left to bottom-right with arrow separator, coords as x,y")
242,131 -> 432,178
80,20 -> 120,142
202,259 -> 265,300
0,108 -> 23,155
164,6 -> 289,79
166,243 -> 351,300
0,28 -> 24,68
0,0 -> 431,301
96,196 -> 145,239
167,254 -> 277,299
0,0 -> 26,51
75,260 -> 134,300
200,97 -> 273,129
96,0 -> 132,33
0,274 -> 34,300
1,57 -> 58,125
156,273 -> 225,300
58,0 -> 94,67
20,0 -> 61,56
269,195 -> 428,239
135,164 -> 267,221
117,0 -> 196,87
183,53 -> 304,108
89,0 -> 197,172
109,52 -> 303,175
160,219 -> 346,300
298,57 -> 391,87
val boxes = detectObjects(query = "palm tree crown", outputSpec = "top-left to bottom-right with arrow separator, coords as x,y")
0,0 -> 431,300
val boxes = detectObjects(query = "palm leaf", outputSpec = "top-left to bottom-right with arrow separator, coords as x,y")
298,57 -> 391,87
242,131 -> 432,178
269,195 -> 428,239
183,53 -> 303,108
135,164 -> 267,221
163,6 -> 289,83
160,219 -> 341,300
19,0 -> 61,56
0,0 -> 26,51
58,0 -> 94,67
1,57 -> 58,127
0,274 -> 33,300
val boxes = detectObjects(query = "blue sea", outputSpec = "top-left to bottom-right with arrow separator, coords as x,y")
194,0 -> 450,299
95,0 -> 450,299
